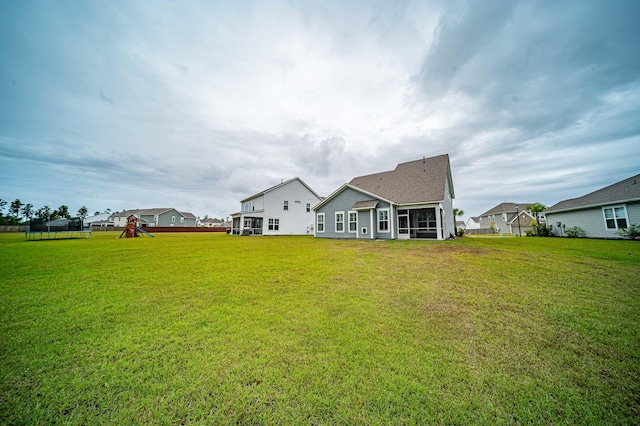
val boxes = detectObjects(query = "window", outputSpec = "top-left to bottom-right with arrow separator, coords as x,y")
171,216 -> 176,222
317,213 -> 325,233
348,211 -> 357,232
242,203 -> 250,212
378,208 -> 389,232
306,203 -> 311,212
502,213 -> 507,221
603,206 -> 628,230
268,218 -> 280,231
335,212 -> 344,232
180,217 -> 184,223
283,201 -> 289,211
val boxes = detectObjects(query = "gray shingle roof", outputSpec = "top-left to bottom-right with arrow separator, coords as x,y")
348,154 -> 453,204
352,200 -> 379,209
546,174 -> 640,213
479,203 -> 532,217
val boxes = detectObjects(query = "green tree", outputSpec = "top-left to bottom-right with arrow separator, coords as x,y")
21,203 -> 34,220
0,198 -> 7,215
526,203 -> 547,226
36,206 -> 52,220
77,206 -> 88,218
10,199 -> 23,218
56,205 -> 70,219
453,208 -> 464,236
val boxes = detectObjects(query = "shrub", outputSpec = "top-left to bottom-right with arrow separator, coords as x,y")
616,223 -> 640,240
456,227 -> 465,237
527,223 -> 553,237
564,226 -> 586,238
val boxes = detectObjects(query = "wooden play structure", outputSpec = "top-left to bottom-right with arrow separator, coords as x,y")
119,215 -> 154,238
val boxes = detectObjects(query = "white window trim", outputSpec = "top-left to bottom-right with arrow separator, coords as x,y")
335,211 -> 345,233
602,205 -> 629,230
283,200 -> 289,211
348,211 -> 358,233
268,217 -> 280,231
377,208 -> 390,233
171,216 -> 176,222
317,213 -> 325,233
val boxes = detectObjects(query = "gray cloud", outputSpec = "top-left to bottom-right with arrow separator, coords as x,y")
1,0 -> 639,220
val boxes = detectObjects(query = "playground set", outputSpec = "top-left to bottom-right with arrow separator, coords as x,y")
119,215 -> 154,238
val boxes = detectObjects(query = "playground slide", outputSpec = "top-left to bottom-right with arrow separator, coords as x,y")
136,227 -> 155,237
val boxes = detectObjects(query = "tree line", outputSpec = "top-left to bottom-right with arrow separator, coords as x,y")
0,198 -> 109,226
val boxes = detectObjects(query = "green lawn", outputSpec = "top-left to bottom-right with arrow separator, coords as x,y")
1,232 -> 639,424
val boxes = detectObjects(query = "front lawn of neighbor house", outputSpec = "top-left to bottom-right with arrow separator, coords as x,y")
1,232 -> 638,424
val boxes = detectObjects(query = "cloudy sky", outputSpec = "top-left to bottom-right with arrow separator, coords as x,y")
1,0 -> 639,221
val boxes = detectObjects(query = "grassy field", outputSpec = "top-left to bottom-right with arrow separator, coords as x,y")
1,232 -> 639,424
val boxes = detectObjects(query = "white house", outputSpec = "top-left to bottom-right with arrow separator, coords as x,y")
465,216 -> 480,230
230,177 -> 322,236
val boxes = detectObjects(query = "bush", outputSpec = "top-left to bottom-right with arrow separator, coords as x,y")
564,226 -> 586,238
616,223 -> 640,240
527,223 -> 553,237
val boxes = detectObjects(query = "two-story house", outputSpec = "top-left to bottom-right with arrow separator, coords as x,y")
477,203 -> 534,235
110,208 -> 197,227
230,177 -> 322,236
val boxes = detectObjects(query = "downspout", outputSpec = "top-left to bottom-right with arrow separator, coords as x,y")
390,203 -> 395,239
370,209 -> 374,239
437,203 -> 443,240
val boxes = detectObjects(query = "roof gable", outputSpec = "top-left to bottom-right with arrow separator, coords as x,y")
241,177 -> 321,203
546,174 -> 640,213
479,203 -> 533,217
313,183 -> 394,211
348,154 -> 453,204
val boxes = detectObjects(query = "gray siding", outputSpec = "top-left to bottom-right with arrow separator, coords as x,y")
443,176 -> 455,238
374,202 -> 393,240
478,213 -> 512,233
547,201 -> 640,238
629,202 -> 640,226
316,187 -> 390,239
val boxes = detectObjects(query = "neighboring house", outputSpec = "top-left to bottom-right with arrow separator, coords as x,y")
508,209 -> 536,236
477,203 -> 534,234
456,220 -> 466,230
110,208 -> 197,227
313,154 -> 455,240
545,174 -> 640,238
230,177 -> 322,235
199,218 -> 224,228
465,216 -> 480,230
84,213 -> 113,228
